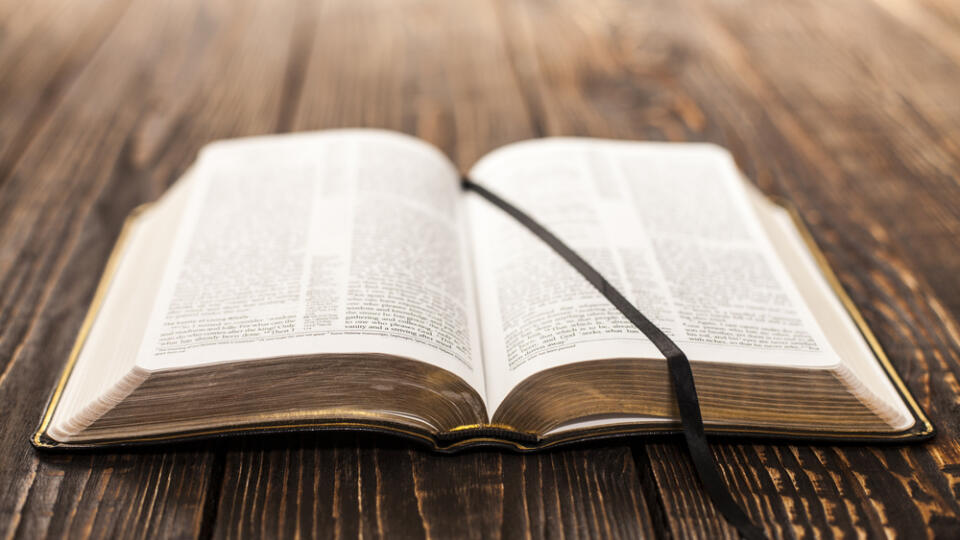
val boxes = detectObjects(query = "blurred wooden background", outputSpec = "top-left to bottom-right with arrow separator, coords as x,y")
2,0 -> 960,537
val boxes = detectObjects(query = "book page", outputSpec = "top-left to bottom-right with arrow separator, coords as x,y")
136,130 -> 485,398
465,139 -> 840,411
750,191 -> 914,429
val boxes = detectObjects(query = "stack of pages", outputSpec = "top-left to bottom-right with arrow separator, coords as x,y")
35,130 -> 931,450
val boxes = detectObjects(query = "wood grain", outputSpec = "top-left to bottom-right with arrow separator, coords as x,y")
1,0 -> 959,537
212,435 -> 653,539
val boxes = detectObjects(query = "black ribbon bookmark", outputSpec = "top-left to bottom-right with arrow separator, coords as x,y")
462,177 -> 766,540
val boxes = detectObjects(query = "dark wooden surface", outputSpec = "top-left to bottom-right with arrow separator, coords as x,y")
2,0 -> 960,537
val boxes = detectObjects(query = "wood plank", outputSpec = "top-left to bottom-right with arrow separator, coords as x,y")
493,0 -> 960,536
0,0 -> 307,536
207,1 -> 657,538
213,434 -> 654,539
0,0 -> 131,185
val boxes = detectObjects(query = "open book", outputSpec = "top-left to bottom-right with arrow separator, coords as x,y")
35,130 -> 932,451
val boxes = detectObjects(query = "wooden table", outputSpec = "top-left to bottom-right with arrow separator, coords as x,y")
3,0 -> 960,537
